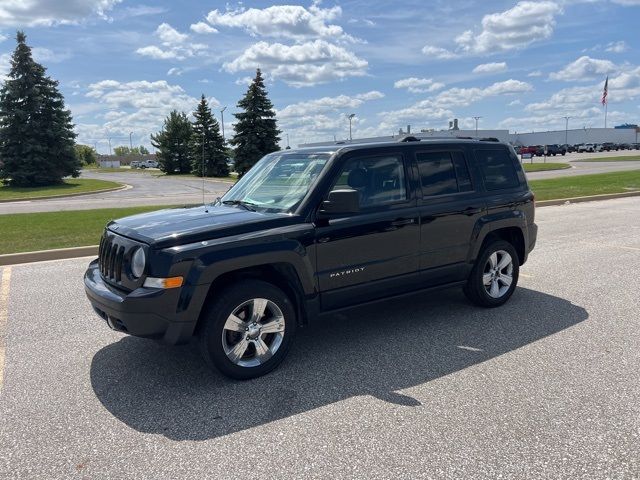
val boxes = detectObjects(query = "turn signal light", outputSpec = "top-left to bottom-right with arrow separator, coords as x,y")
143,276 -> 184,289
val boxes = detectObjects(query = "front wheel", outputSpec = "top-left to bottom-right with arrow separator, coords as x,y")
198,280 -> 296,379
464,239 -> 519,307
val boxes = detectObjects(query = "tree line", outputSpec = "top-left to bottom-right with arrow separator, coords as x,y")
0,32 -> 281,187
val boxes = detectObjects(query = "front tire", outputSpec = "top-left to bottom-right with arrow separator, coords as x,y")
464,239 -> 519,308
198,280 -> 296,379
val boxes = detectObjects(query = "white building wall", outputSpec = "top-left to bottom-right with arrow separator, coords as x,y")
299,128 -> 639,148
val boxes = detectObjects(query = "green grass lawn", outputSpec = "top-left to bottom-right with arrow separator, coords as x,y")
0,179 -> 122,201
3,169 -> 640,254
572,155 -> 640,162
529,169 -> 640,201
522,162 -> 571,172
0,205 -> 176,254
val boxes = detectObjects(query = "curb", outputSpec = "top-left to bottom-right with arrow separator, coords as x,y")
0,246 -> 98,266
2,191 -> 640,266
536,190 -> 640,207
0,184 -> 129,203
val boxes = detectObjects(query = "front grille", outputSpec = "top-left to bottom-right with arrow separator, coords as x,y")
99,234 -> 125,282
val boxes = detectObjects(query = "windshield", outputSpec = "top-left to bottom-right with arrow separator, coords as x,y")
220,152 -> 331,213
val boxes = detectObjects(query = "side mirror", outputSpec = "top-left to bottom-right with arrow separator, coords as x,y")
320,189 -> 360,216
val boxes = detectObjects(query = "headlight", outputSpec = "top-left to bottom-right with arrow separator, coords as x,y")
131,247 -> 146,278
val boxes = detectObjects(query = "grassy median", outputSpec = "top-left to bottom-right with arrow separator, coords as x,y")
0,179 -> 122,201
1,170 -> 640,254
572,155 -> 640,162
0,205 -> 175,254
522,162 -> 571,172
529,169 -> 640,201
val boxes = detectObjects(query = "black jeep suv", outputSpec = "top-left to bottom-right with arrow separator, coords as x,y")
85,138 -> 537,379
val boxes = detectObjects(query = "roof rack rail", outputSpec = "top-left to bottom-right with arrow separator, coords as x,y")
397,135 -> 421,142
455,136 -> 474,140
479,137 -> 499,142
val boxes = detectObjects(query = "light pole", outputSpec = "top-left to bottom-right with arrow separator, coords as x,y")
473,116 -> 482,137
107,137 -> 112,156
347,113 -> 355,141
286,133 -> 290,149
563,116 -> 571,145
129,131 -> 133,150
220,106 -> 227,141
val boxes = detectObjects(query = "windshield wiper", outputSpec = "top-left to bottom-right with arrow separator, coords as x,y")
221,199 -> 257,211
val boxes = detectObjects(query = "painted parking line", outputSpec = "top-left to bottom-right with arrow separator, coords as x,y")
0,266 -> 11,393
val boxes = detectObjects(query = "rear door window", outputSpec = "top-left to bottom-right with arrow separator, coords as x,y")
474,149 -> 519,190
416,151 -> 473,197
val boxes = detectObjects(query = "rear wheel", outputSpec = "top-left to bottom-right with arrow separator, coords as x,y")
464,239 -> 519,307
198,280 -> 296,379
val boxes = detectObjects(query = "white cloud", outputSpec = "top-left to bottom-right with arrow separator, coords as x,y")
0,0 -> 121,27
224,40 -> 368,87
156,23 -> 188,43
394,77 -> 445,93
527,70 -> 543,77
526,66 -> 640,116
205,4 -> 350,42
605,41 -> 628,53
0,33 -> 7,42
190,22 -> 218,34
610,0 -> 640,5
32,47 -> 71,63
376,79 -> 533,133
423,1 -> 561,59
549,56 -> 617,81
278,91 -> 384,119
422,45 -> 459,60
136,23 -> 207,60
76,79 -> 220,149
472,62 -> 508,74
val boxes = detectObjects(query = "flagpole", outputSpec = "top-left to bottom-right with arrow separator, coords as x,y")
604,102 -> 608,129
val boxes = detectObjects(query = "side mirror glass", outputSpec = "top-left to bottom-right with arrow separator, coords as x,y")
320,189 -> 360,216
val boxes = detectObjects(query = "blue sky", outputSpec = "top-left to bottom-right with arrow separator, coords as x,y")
0,0 -> 638,152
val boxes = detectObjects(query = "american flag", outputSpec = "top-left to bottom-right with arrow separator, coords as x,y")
601,76 -> 608,106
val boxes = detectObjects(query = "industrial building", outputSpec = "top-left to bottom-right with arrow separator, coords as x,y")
300,121 -> 639,148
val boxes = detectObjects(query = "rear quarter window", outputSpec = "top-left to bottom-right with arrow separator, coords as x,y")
474,149 -> 519,191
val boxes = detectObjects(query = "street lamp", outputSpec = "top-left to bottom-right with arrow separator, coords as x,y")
220,106 -> 227,141
347,113 -> 355,141
107,137 -> 112,156
129,131 -> 133,150
563,116 -> 571,145
286,133 -> 290,149
473,116 -> 482,137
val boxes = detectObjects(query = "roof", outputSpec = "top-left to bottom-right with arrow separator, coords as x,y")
286,136 -> 505,156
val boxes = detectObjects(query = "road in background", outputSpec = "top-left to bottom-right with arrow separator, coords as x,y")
0,170 -> 233,215
1,197 -> 639,479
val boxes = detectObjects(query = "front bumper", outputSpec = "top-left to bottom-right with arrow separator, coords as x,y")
84,260 -> 203,344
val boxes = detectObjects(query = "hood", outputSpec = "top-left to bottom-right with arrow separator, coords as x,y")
107,204 -> 297,248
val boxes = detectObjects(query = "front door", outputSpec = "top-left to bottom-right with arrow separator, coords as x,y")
315,152 -> 420,310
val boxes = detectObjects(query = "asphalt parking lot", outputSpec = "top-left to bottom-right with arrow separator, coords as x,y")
1,197 -> 639,479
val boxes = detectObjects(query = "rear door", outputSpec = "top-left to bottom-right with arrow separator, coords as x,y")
414,146 -> 485,285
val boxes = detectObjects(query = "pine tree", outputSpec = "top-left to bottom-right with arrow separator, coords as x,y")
231,69 -> 280,176
0,32 -> 80,186
150,110 -> 193,174
190,95 -> 228,177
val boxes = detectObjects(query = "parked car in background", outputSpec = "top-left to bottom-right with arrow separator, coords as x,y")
130,161 -> 141,169
139,160 -> 159,169
519,146 -> 538,156
536,144 -> 566,156
578,143 -> 595,153
618,143 -> 632,150
599,142 -> 616,151
632,143 -> 640,150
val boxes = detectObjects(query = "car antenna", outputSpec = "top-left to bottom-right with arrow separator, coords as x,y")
202,130 -> 208,213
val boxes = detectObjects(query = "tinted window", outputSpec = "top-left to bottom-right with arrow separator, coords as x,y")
417,151 -> 473,197
333,155 -> 406,208
475,149 -> 519,190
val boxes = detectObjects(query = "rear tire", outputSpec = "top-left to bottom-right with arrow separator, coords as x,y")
464,239 -> 519,308
198,280 -> 296,379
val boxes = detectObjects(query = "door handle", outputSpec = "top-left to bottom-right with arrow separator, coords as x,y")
463,207 -> 482,216
391,218 -> 415,226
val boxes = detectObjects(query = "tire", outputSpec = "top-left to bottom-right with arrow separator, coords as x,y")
464,239 -> 519,308
198,279 -> 296,380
